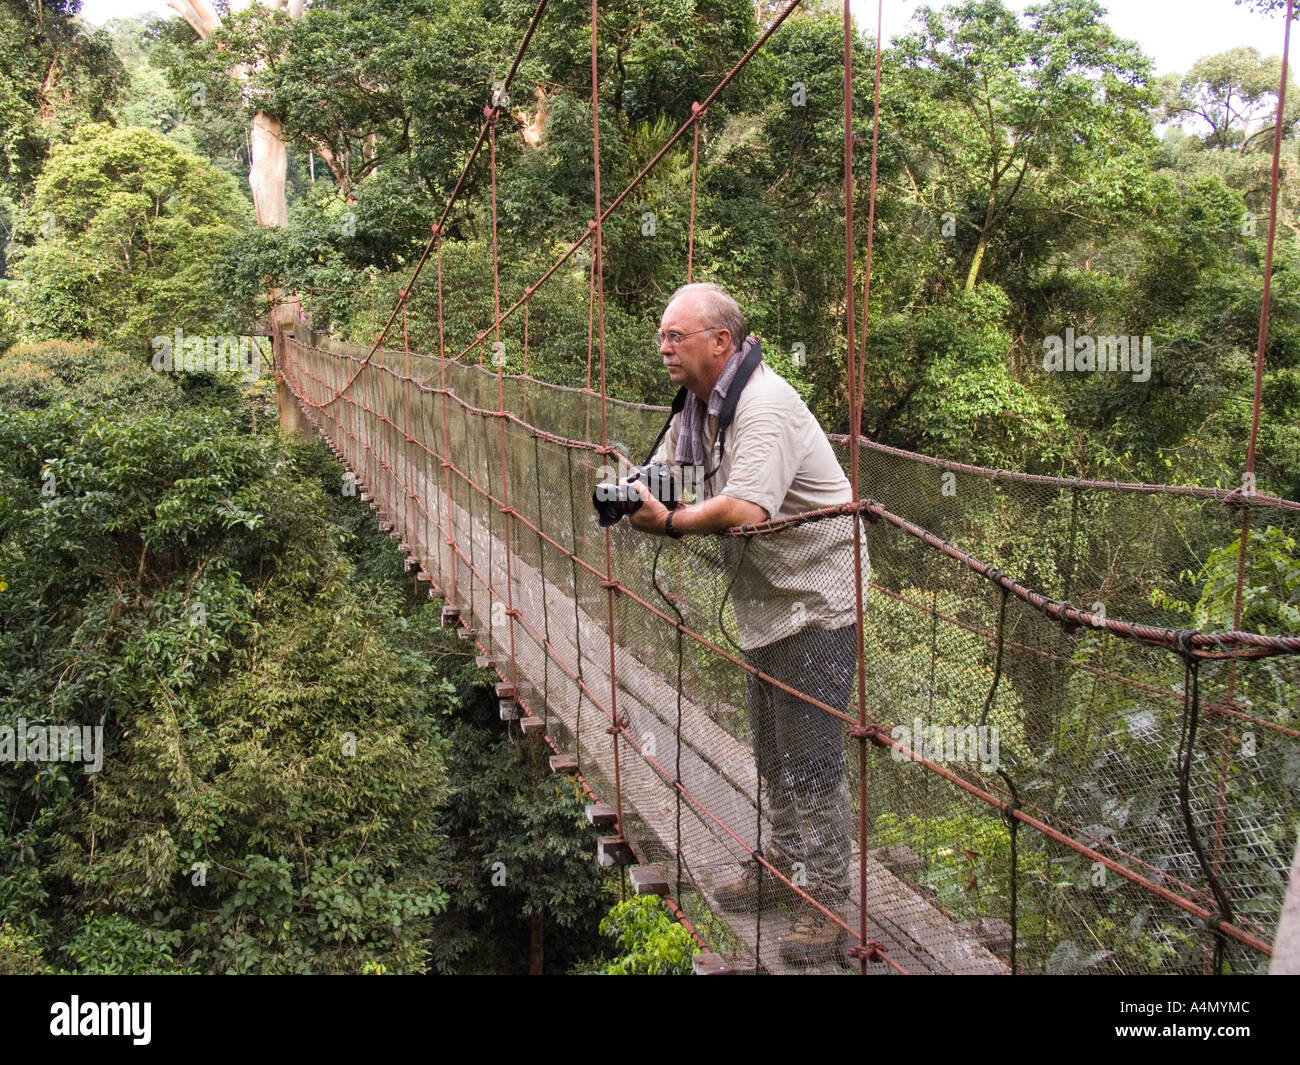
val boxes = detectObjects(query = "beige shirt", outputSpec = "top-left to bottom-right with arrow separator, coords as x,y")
653,363 -> 865,650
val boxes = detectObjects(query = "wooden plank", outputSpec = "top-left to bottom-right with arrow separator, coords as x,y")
630,866 -> 670,896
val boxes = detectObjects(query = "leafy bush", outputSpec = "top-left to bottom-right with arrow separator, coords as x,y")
599,896 -> 696,975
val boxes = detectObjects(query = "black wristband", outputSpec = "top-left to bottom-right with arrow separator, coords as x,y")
664,511 -> 684,539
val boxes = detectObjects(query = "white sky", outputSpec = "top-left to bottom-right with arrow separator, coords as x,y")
80,0 -> 1293,76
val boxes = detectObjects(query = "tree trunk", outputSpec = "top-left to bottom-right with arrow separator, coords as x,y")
250,112 -> 289,228
964,186 -> 999,291
168,0 -> 296,230
964,234 -> 989,291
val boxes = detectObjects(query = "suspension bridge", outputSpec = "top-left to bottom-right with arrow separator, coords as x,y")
271,0 -> 1300,974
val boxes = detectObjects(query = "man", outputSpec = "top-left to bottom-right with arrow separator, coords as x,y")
627,282 -> 863,966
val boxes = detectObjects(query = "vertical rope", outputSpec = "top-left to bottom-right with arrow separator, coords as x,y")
437,230 -> 457,605
523,291 -> 532,378
855,0 -> 884,412
977,587 -> 1009,729
490,112 -> 521,698
585,252 -> 596,394
687,103 -> 702,282
1216,0 -> 1291,952
591,0 -> 625,881
997,769 -> 1020,976
566,447 -> 585,761
842,0 -> 875,976
648,545 -> 687,911
533,434 -> 552,715
924,562 -> 938,885
1244,0 -> 1292,486
404,302 -> 413,583
1176,644 -> 1235,974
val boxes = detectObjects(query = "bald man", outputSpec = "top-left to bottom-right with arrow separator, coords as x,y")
628,282 -> 862,966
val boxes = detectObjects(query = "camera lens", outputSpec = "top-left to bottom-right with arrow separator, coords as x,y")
591,482 -> 641,526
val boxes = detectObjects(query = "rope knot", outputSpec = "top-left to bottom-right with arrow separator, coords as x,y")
847,941 -> 885,962
847,723 -> 891,748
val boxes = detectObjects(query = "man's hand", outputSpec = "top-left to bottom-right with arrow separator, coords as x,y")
626,481 -> 670,533
625,481 -> 766,536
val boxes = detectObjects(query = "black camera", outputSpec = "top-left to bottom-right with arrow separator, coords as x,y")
592,463 -> 681,527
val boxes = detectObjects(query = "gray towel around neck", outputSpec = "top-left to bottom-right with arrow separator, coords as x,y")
674,335 -> 760,467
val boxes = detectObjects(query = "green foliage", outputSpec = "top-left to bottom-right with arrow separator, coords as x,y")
0,0 -> 126,206
0,921 -> 56,974
598,895 -> 696,975
1183,524 -> 1300,634
60,912 -> 197,975
0,351 -> 455,974
0,339 -> 183,412
428,711 -> 609,974
7,124 -> 253,351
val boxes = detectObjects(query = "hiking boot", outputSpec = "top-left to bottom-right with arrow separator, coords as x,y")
778,888 -> 849,967
712,858 -> 797,913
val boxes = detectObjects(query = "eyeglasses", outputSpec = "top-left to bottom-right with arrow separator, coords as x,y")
653,328 -> 718,348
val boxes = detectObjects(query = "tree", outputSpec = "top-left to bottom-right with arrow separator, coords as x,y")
0,342 -> 457,973
893,0 -> 1156,290
7,124 -> 252,349
1160,47 -> 1300,153
429,710 -> 609,975
0,0 -> 125,207
165,0 -> 305,229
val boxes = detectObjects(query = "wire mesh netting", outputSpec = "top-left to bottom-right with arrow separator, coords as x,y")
279,326 -> 1300,975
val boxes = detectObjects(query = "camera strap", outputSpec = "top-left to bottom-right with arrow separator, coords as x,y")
643,387 -> 689,465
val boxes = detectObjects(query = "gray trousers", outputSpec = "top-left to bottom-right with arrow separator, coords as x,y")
745,624 -> 857,894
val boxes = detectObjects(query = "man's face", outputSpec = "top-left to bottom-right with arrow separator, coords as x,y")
658,294 -> 732,398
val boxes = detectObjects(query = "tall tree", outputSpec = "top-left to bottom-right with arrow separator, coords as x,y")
0,0 -> 125,204
166,0 -> 304,228
1160,47 -> 1300,152
893,0 -> 1155,290
8,124 -> 251,348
